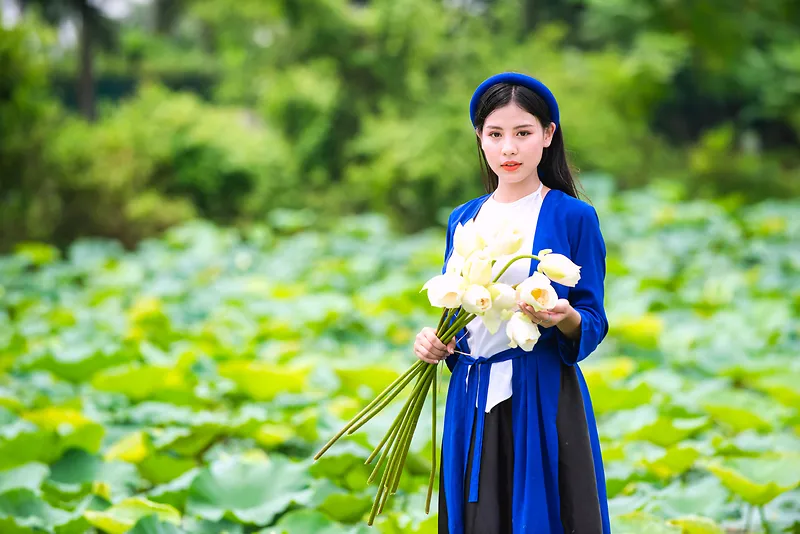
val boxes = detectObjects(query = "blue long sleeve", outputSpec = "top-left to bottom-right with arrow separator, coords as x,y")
556,205 -> 609,365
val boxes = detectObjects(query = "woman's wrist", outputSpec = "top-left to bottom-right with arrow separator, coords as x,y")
557,305 -> 582,341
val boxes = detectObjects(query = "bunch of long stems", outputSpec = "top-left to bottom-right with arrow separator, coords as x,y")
313,254 -> 536,525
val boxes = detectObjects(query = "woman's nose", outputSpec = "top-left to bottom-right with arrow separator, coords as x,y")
502,140 -> 518,155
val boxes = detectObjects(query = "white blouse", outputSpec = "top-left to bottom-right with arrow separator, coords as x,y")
446,182 -> 544,413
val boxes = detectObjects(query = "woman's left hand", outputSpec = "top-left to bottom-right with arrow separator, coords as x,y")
517,298 -> 573,328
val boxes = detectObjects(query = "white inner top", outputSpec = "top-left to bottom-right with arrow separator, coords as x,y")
446,182 -> 545,412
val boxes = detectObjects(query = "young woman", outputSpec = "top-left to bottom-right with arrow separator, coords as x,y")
413,72 -> 610,534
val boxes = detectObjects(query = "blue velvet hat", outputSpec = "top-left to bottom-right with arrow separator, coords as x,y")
469,72 -> 560,128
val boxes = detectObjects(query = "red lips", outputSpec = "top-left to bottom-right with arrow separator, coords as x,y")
501,161 -> 522,171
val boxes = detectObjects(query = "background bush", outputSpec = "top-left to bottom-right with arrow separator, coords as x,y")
1,0 -> 798,251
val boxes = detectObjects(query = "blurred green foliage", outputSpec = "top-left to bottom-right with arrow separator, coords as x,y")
1,0 -> 799,251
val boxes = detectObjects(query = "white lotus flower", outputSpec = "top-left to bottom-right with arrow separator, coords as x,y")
446,251 -> 466,276
479,217 -> 526,260
516,271 -> 558,311
537,249 -> 581,287
481,309 -> 503,334
488,283 -> 517,312
476,283 -> 518,334
461,284 -> 492,314
506,311 -> 541,351
454,219 -> 486,259
420,273 -> 467,308
462,250 -> 493,287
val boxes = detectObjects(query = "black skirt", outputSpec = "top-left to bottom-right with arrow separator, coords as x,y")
438,363 -> 603,534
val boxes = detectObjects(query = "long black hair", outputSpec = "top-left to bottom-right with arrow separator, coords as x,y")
472,83 -> 586,200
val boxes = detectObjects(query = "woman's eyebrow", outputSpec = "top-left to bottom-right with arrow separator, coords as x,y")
485,124 -> 536,129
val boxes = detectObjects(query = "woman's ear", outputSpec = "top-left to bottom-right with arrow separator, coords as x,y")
543,122 -> 556,148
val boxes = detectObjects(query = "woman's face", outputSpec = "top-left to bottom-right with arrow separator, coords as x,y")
476,102 -> 555,186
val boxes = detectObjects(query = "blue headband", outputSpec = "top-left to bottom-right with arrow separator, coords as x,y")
469,72 -> 560,128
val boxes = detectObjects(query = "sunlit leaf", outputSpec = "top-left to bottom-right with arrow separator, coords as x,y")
84,497 -> 181,534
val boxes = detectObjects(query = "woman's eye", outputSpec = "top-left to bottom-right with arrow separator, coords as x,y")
517,131 -> 530,137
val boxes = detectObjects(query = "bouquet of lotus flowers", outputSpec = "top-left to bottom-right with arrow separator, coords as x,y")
314,217 -> 582,525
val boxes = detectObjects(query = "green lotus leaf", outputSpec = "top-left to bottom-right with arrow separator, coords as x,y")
603,461 -> 638,499
640,445 -> 701,480
84,497 -> 181,534
104,431 -> 151,464
579,357 -> 638,388
290,407 -> 320,442
13,242 -> 60,266
599,405 -> 659,440
146,468 -> 201,510
640,476 -> 731,518
627,416 -> 709,448
310,442 -> 372,482
753,373 -> 800,408
334,366 -> 405,397
20,407 -> 105,460
0,463 -> 49,493
47,448 -> 144,502
22,342 -> 135,383
92,364 -> 195,404
666,515 -> 724,533
704,454 -> 800,505
611,511 -> 682,533
0,421 -> 60,470
609,313 -> 664,350
138,453 -> 197,486
186,455 -> 312,525
128,514 -> 186,534
262,509 -> 370,534
308,479 -> 372,524
700,389 -> 788,433
217,361 -> 309,401
180,517 -> 245,534
252,423 -> 295,448
0,488 -> 81,532
157,425 -> 223,457
0,388 -> 24,412
590,382 -> 655,415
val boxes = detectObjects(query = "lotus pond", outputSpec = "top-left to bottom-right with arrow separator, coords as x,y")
0,177 -> 798,533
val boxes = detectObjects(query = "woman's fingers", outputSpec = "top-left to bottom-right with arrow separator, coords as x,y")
423,331 -> 449,357
519,302 -> 551,324
414,328 -> 451,363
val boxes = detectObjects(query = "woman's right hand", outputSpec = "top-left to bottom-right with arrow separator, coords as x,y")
414,327 -> 456,364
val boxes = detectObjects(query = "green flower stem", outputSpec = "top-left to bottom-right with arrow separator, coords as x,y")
366,394 -> 409,481
441,312 -> 476,343
368,371 -> 426,526
314,360 -> 424,460
492,254 -> 540,283
346,361 -> 427,435
378,368 -> 434,510
365,392 -> 411,465
367,365 -> 434,481
365,367 -> 427,470
436,307 -> 450,333
389,367 -> 435,495
436,308 -> 458,339
425,361 -> 438,513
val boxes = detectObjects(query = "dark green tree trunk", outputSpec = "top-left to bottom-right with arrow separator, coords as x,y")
78,1 -> 95,121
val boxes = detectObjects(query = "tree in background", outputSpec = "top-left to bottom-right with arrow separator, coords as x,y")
18,0 -> 117,121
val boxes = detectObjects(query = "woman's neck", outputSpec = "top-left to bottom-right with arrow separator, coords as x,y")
492,179 -> 547,204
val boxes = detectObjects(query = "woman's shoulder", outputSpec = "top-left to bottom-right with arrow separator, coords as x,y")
447,193 -> 492,224
549,189 -> 600,222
